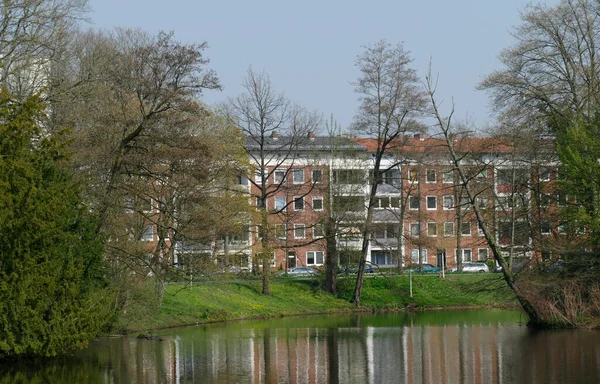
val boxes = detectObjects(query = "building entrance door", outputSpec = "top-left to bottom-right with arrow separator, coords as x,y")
287,252 -> 296,269
436,249 -> 447,269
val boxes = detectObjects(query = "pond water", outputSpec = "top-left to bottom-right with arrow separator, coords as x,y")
1,309 -> 599,383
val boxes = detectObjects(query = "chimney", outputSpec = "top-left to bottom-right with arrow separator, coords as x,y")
271,131 -> 279,140
307,131 -> 316,141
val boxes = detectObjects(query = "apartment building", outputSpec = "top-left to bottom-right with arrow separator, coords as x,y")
168,132 -> 561,272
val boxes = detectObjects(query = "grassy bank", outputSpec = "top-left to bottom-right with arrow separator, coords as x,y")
117,273 -> 518,332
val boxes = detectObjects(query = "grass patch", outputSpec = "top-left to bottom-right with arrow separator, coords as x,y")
117,274 -> 517,332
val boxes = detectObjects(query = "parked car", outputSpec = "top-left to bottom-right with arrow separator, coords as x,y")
405,264 -> 441,274
449,262 -> 489,273
280,267 -> 319,277
338,264 -> 375,274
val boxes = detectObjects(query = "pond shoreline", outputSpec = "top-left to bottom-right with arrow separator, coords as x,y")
114,274 -> 519,334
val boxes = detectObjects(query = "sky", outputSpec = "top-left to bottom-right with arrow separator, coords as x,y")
88,0 -> 559,133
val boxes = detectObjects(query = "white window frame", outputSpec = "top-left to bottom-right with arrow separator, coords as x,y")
312,196 -> 324,211
313,223 -> 324,238
275,224 -> 287,239
476,196 -> 488,209
443,195 -> 454,210
293,169 -> 305,184
444,222 -> 454,237
306,251 -> 324,266
426,196 -> 437,210
427,222 -> 438,237
478,248 -> 489,261
408,168 -> 419,183
541,221 -> 552,235
293,196 -> 305,211
274,169 -> 287,184
410,249 -> 428,263
461,222 -> 472,236
462,248 -> 473,262
478,223 -> 484,236
409,223 -> 420,237
294,224 -> 306,239
426,169 -> 437,183
255,169 -> 266,185
141,225 -> 154,241
539,167 -> 551,182
274,196 -> 286,211
409,195 -> 420,210
312,169 -> 323,184
442,169 -> 453,184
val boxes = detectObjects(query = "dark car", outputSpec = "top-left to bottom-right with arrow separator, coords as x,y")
404,264 -> 441,274
338,264 -> 375,274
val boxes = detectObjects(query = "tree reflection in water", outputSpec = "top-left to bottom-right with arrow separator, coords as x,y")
0,310 -> 598,384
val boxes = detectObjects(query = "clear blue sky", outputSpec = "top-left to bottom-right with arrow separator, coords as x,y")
88,0 -> 558,132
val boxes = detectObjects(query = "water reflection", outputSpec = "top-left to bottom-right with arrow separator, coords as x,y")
1,310 -> 598,384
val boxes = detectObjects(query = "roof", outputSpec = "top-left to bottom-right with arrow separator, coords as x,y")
244,134 -> 367,153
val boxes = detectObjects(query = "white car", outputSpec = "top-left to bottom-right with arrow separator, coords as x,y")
449,262 -> 489,273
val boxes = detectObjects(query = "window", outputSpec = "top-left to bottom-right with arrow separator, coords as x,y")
390,197 -> 400,208
257,197 -> 266,208
410,249 -> 428,263
409,223 -> 420,237
558,221 -> 567,234
443,196 -> 454,210
476,196 -> 488,209
426,169 -> 437,183
444,222 -> 454,237
274,169 -> 286,184
476,169 -> 487,180
462,249 -> 473,262
383,169 -> 401,186
275,224 -> 287,239
426,196 -> 437,210
312,169 -> 323,183
539,167 -> 551,181
497,168 -> 529,185
478,248 -> 489,261
307,251 -> 324,265
478,223 -> 484,236
255,169 -> 265,184
293,169 -> 304,184
557,193 -> 567,207
294,224 -> 305,239
333,196 -> 363,212
141,225 -> 154,241
333,169 -> 364,184
461,222 -> 471,236
408,169 -> 419,183
294,196 -> 305,211
274,196 -> 286,211
442,169 -> 453,184
313,224 -> 324,238
409,196 -> 420,210
386,224 -> 399,239
427,222 -> 438,237
376,197 -> 390,209
539,193 -> 552,207
312,196 -> 324,211
541,221 -> 552,235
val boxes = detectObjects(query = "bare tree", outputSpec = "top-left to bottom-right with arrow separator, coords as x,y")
427,68 -> 546,326
479,0 -> 600,129
350,40 -> 427,306
227,68 -> 321,295
0,0 -> 89,98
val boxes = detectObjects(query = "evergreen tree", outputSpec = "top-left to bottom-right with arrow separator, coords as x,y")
0,90 -> 112,358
